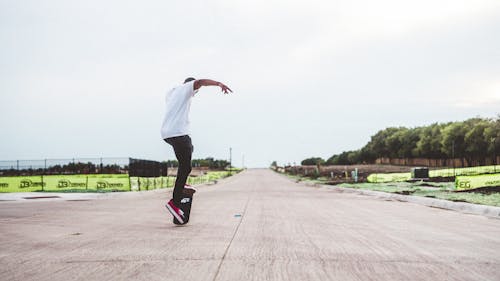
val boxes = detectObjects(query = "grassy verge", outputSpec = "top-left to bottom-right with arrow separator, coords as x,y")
128,170 -> 241,191
336,182 -> 500,207
282,172 -> 500,207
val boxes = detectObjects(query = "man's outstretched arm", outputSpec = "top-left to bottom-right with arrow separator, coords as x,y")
194,79 -> 233,94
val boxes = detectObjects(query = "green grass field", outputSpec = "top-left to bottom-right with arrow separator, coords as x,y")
283,172 -> 500,207
336,181 -> 500,207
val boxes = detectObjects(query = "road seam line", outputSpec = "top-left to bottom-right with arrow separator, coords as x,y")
212,193 -> 251,281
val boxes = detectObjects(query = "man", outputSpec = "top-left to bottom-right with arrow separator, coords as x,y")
161,77 -> 232,223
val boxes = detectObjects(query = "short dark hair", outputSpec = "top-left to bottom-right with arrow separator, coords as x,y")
184,77 -> 196,83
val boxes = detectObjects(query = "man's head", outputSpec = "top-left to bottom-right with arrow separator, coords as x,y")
184,77 -> 196,83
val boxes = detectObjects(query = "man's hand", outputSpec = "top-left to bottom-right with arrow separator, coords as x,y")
194,79 -> 233,94
218,82 -> 232,94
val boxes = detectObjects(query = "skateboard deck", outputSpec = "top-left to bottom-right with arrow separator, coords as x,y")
173,194 -> 193,225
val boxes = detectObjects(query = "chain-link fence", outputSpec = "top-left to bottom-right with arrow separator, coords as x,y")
428,165 -> 499,178
0,158 -> 238,192
0,158 -> 145,176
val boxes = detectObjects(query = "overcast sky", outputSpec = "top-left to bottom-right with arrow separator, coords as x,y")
1,0 -> 499,168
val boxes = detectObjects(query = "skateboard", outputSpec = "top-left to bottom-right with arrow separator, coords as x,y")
173,191 -> 194,225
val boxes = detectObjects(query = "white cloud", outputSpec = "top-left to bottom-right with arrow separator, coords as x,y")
291,0 -> 500,62
1,0 -> 499,166
449,80 -> 500,108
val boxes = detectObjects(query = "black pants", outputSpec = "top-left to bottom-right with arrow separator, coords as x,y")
164,135 -> 193,205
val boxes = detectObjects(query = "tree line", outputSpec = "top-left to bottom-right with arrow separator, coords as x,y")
0,162 -> 125,176
302,116 -> 500,166
1,157 -> 231,176
163,157 -> 230,169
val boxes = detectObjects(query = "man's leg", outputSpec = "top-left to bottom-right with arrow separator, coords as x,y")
165,135 -> 193,205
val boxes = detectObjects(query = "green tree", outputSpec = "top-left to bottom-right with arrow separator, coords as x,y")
441,121 -> 468,166
365,127 -> 402,158
326,151 -> 358,165
347,150 -> 362,164
162,160 -> 179,167
324,116 -> 497,166
301,157 -> 325,166
358,146 -> 376,163
484,116 -> 500,162
464,118 -> 490,164
415,123 -> 447,158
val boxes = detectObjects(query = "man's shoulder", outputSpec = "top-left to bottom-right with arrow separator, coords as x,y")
172,82 -> 194,95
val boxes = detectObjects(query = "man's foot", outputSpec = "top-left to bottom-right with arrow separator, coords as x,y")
183,184 -> 197,196
165,199 -> 185,224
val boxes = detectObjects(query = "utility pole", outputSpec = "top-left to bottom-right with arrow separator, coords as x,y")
452,140 -> 455,177
493,137 -> 497,173
229,147 -> 232,175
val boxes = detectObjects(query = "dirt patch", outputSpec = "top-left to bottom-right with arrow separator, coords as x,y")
428,176 -> 455,182
460,186 -> 500,195
23,196 -> 61,199
394,190 -> 414,195
449,198 -> 469,203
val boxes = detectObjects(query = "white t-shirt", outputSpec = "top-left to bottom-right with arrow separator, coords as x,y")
160,81 -> 198,139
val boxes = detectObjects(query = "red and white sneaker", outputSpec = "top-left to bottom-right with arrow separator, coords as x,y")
183,184 -> 197,196
165,199 -> 185,224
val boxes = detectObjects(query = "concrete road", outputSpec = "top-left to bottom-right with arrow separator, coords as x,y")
1,169 -> 499,281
